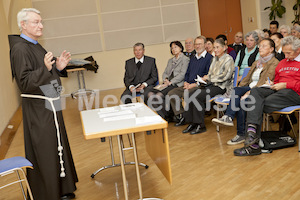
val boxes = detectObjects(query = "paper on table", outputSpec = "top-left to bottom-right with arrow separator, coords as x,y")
103,113 -> 136,122
98,107 -> 118,114
119,103 -> 143,110
194,75 -> 207,84
135,116 -> 164,125
98,110 -> 133,118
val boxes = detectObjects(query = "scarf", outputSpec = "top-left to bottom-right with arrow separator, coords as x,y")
256,53 -> 274,69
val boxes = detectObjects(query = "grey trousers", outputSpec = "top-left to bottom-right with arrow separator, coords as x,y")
167,86 -> 198,116
246,87 -> 300,137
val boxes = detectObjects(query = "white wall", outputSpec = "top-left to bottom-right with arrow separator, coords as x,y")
258,0 -> 295,30
0,1 -> 23,137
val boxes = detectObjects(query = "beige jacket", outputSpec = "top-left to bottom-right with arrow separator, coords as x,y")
239,56 -> 279,87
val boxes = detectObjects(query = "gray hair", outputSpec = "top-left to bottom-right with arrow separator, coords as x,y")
195,35 -> 207,43
279,25 -> 291,34
17,8 -> 40,32
255,29 -> 265,40
214,38 -> 226,47
292,25 -> 300,33
281,36 -> 300,51
133,42 -> 144,49
245,31 -> 259,43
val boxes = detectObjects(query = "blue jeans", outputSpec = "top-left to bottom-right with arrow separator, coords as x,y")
225,86 -> 251,136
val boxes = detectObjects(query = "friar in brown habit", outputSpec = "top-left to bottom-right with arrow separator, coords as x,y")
8,8 -> 78,200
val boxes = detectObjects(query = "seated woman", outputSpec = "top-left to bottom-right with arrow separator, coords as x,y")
235,31 -> 260,82
148,41 -> 189,121
205,37 -> 215,56
180,38 -> 235,134
270,32 -> 285,61
279,25 -> 291,37
263,29 -> 271,38
216,34 -> 237,61
291,25 -> 300,39
211,38 -> 279,145
254,29 -> 265,43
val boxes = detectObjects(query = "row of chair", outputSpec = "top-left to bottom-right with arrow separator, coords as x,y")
212,67 -> 300,152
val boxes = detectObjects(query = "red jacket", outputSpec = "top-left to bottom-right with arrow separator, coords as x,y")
274,59 -> 300,95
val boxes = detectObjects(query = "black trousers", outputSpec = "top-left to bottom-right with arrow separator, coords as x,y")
246,87 -> 300,138
147,85 -> 177,119
183,85 -> 226,126
121,86 -> 154,104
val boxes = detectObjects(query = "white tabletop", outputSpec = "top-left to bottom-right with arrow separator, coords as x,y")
80,103 -> 167,139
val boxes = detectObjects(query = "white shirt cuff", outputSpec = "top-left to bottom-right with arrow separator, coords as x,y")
143,82 -> 148,87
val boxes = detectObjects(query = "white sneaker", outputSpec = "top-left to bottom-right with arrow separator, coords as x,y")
212,115 -> 234,127
227,135 -> 245,145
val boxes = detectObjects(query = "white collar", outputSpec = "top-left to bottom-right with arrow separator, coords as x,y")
195,50 -> 207,59
233,43 -> 243,46
277,47 -> 282,53
135,56 -> 144,64
294,54 -> 300,62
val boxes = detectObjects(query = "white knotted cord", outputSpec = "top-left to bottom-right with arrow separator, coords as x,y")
21,94 -> 66,177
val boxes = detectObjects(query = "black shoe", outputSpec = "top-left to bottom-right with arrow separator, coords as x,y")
190,125 -> 206,135
173,115 -> 180,123
234,144 -> 261,156
182,124 -> 196,133
61,193 -> 76,200
175,116 -> 185,126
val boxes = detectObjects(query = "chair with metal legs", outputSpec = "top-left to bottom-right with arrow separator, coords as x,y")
213,67 -> 251,132
0,156 -> 34,200
263,105 -> 300,152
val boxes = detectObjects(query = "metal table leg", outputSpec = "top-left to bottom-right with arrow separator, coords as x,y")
91,136 -> 148,178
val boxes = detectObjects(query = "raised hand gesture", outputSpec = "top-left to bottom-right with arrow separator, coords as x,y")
56,50 -> 71,71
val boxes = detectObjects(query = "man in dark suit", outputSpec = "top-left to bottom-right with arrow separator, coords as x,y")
121,42 -> 158,104
228,32 -> 246,54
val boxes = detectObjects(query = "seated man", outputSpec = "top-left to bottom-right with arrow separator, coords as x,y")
168,36 -> 213,125
121,43 -> 158,104
183,37 -> 196,58
216,34 -> 237,61
228,32 -> 246,54
270,20 -> 279,34
234,36 -> 300,156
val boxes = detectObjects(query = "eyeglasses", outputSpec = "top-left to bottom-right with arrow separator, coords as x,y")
194,43 -> 203,46
27,20 -> 43,26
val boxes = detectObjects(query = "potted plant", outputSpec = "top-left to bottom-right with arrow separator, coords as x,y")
264,0 -> 286,20
292,0 -> 300,23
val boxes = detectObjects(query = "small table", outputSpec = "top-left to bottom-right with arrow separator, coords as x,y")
66,68 -> 93,99
80,103 -> 172,200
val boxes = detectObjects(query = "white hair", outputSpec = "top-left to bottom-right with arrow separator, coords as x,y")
245,31 -> 259,43
281,36 -> 300,51
17,8 -> 40,32
254,29 -> 265,40
292,25 -> 300,33
279,25 -> 291,34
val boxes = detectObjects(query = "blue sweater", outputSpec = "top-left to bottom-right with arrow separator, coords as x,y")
184,53 -> 212,83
